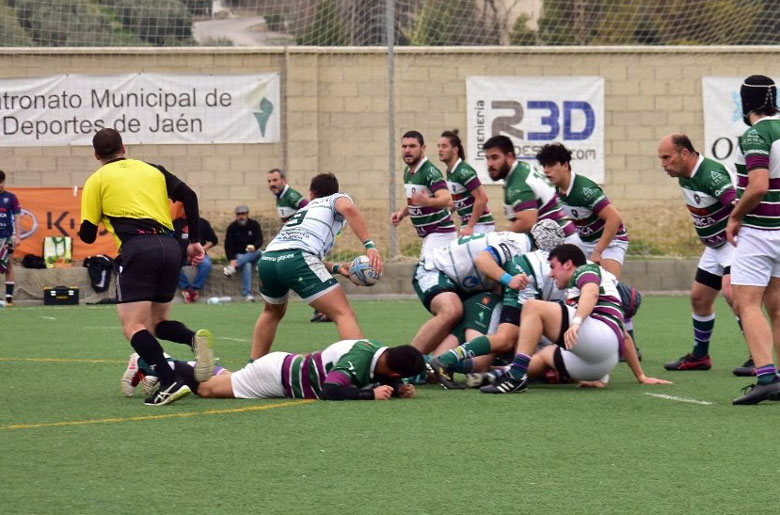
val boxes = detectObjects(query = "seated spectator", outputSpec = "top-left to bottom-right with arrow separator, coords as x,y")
223,205 -> 263,302
173,202 -> 218,303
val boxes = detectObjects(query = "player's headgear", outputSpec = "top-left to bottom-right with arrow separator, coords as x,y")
741,75 -> 777,126
530,219 -> 565,251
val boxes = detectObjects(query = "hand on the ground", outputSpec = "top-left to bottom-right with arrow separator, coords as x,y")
373,385 -> 394,400
639,375 -> 673,385
398,384 -> 416,398
578,380 -> 608,388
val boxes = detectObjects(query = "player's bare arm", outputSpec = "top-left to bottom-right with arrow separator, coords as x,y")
564,282 -> 599,349
462,186 -> 488,235
593,204 -> 623,262
474,250 -> 529,290
391,206 -> 409,225
509,209 -> 538,233
335,197 -> 383,275
622,330 -> 673,385
727,167 -> 768,245
411,188 -> 452,210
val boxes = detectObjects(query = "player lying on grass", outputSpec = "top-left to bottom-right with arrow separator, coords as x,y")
477,244 -> 670,394
411,221 -> 563,354
123,340 -> 426,401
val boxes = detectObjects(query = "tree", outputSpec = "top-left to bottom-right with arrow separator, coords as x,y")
406,0 -> 499,46
0,4 -> 33,46
297,0 -> 349,46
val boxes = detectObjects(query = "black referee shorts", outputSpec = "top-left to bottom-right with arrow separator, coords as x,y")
115,234 -> 182,304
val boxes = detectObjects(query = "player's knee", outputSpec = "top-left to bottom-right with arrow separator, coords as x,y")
491,334 -> 514,353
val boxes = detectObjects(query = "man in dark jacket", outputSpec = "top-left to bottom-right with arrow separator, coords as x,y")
174,208 -> 218,303
223,205 -> 263,301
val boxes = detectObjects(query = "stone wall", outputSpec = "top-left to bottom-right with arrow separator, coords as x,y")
2,46 -> 779,258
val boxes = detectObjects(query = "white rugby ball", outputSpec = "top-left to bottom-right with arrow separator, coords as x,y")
349,255 -> 381,286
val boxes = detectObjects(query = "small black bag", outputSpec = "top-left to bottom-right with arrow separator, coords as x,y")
22,254 -> 47,269
83,255 -> 115,293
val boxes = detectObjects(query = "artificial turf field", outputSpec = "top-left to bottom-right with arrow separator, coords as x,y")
2,296 -> 780,515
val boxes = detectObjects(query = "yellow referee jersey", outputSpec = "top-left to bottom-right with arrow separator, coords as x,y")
81,158 -> 175,249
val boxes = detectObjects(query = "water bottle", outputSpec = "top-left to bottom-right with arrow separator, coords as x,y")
207,296 -> 232,304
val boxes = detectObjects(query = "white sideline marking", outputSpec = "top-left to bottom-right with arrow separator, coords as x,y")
42,316 -> 56,320
644,393 -> 714,405
219,337 -> 250,342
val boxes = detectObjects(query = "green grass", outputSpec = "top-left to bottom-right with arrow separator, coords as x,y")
2,297 -> 780,515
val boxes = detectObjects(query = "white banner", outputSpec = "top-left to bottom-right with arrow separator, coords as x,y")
0,73 -> 280,146
466,76 -> 604,184
702,76 -> 780,174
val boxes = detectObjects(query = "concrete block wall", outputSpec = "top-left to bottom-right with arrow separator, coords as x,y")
2,47 -> 780,257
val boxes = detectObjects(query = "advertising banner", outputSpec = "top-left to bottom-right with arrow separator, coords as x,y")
12,187 -> 117,260
0,73 -> 280,146
466,76 -> 605,184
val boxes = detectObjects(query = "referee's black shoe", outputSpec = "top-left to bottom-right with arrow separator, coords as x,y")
144,381 -> 191,406
732,357 -> 755,377
732,380 -> 780,405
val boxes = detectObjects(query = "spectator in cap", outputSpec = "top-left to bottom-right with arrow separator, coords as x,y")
224,205 -> 263,301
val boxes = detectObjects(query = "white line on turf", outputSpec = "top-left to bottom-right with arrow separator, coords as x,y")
42,316 -> 56,320
644,393 -> 714,405
219,337 -> 250,342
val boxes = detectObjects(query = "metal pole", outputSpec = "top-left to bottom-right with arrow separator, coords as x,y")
387,0 -> 398,257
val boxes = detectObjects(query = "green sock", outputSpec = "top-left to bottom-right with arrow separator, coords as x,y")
439,336 -> 492,367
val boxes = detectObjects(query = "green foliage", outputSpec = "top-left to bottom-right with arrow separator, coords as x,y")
12,0 -> 147,46
297,0 -> 349,46
264,13 -> 286,32
407,0 -> 498,46
0,3 -> 33,46
509,13 -> 536,46
536,0 -> 771,46
115,0 -> 194,46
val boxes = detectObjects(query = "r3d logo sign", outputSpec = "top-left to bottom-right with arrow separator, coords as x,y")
490,100 -> 596,141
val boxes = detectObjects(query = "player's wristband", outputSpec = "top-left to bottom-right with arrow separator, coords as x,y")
332,264 -> 341,275
363,239 -> 376,250
571,316 -> 583,326
500,273 -> 513,287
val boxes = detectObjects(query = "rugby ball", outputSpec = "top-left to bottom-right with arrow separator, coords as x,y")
349,255 -> 381,286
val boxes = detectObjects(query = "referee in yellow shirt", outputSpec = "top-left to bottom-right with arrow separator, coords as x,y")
79,128 -> 215,406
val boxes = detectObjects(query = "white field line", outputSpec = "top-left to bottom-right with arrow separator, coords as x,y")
644,393 -> 714,405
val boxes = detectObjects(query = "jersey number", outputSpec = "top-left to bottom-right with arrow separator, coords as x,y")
286,211 -> 307,227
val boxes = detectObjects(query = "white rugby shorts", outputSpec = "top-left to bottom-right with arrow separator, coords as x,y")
230,352 -> 289,399
731,226 -> 780,286
697,244 -> 733,277
578,238 -> 629,265
559,305 -> 620,381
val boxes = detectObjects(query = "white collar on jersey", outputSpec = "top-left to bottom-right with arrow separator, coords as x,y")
505,160 -> 519,181
689,153 -> 705,180
410,156 -> 428,175
370,346 -> 388,380
563,170 -> 578,196
276,184 -> 290,198
447,158 -> 462,173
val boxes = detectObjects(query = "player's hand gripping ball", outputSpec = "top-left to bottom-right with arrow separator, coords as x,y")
349,255 -> 382,286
